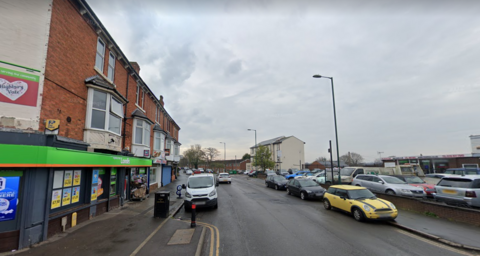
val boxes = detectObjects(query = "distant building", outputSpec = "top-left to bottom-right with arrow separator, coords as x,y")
250,136 -> 305,170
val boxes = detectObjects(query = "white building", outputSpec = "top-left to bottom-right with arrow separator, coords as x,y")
250,136 -> 305,171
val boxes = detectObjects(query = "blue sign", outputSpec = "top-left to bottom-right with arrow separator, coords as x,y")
92,169 -> 99,184
0,177 -> 20,222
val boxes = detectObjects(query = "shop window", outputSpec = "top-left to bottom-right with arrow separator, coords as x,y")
51,170 -> 83,211
92,168 -> 110,201
110,168 -> 117,196
150,168 -> 157,185
130,168 -> 147,200
0,171 -> 22,222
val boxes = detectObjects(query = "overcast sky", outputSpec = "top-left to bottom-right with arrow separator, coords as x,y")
88,0 -> 480,162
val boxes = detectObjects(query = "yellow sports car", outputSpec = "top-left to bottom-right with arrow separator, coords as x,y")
323,185 -> 398,222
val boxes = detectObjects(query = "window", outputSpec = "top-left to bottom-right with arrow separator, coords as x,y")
51,170 -> 83,211
95,38 -> 105,72
107,52 -> 115,81
141,91 -> 145,108
136,84 -> 140,105
166,139 -> 172,150
155,107 -> 158,123
150,168 -> 157,185
88,89 -> 123,135
134,119 -> 151,146
154,132 -> 161,151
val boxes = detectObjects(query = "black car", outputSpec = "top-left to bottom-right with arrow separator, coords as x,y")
265,175 -> 288,190
286,178 -> 326,200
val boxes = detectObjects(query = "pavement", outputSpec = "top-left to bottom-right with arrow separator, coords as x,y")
4,174 -> 212,256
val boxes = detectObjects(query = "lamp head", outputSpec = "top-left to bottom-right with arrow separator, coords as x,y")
313,74 -> 322,78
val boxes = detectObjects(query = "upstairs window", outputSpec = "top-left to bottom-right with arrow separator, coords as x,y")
136,84 -> 140,105
134,119 -> 151,146
153,132 -> 161,151
95,38 -> 105,72
107,52 -> 115,81
88,89 -> 123,135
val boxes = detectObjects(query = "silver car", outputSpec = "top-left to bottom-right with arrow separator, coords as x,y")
352,174 -> 425,197
434,175 -> 480,207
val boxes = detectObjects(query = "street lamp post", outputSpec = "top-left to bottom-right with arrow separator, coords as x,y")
219,142 -> 226,173
313,74 -> 341,184
247,128 -> 257,167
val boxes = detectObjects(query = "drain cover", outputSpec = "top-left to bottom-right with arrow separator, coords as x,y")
167,229 -> 195,245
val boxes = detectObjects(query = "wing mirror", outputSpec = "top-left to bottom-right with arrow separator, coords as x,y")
182,184 -> 186,189
378,181 -> 384,184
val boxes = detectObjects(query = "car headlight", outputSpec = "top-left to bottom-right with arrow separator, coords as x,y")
209,190 -> 216,197
363,204 -> 372,212
390,203 -> 396,210
401,189 -> 411,193
185,192 -> 192,198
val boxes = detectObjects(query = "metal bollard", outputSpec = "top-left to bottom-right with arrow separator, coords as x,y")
191,204 -> 196,228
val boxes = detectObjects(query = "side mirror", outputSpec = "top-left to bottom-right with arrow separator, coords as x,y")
182,184 -> 186,189
378,181 -> 384,184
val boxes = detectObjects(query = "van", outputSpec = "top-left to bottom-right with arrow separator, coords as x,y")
182,174 -> 218,211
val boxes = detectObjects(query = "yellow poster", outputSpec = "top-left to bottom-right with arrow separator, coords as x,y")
51,190 -> 62,209
62,188 -> 71,206
72,187 -> 80,203
91,186 -> 97,201
73,170 -> 81,186
64,171 -> 73,187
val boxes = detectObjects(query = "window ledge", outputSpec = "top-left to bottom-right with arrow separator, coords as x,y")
84,127 -> 122,137
94,66 -> 116,87
135,104 -> 146,113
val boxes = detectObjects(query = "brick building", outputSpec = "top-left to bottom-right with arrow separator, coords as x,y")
0,0 -> 180,252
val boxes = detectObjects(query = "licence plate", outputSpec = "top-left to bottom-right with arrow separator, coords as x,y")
442,189 -> 457,194
194,201 -> 206,205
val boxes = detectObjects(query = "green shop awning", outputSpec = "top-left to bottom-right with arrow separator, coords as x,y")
0,144 -> 151,168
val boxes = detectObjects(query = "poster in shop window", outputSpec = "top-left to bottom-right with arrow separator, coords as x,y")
63,171 -> 73,187
53,171 -> 64,189
71,187 -> 80,203
62,188 -> 71,206
51,189 -> 62,209
73,170 -> 81,186
91,186 -> 97,201
0,176 -> 20,222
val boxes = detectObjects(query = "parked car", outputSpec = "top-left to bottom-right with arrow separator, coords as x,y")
311,168 -> 324,174
426,168 -> 480,178
186,169 -> 193,175
295,172 -> 316,179
193,169 -> 201,174
285,170 -> 310,180
276,169 -> 289,176
323,185 -> 398,222
206,169 -> 214,173
265,175 -> 288,190
183,173 -> 218,211
286,178 -> 326,200
352,174 -> 425,197
248,170 -> 257,177
433,175 -> 480,208
266,170 -> 276,176
218,173 -> 232,184
244,170 -> 251,175
390,175 -> 435,197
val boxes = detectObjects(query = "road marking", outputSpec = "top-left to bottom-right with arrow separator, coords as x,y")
177,219 -> 220,256
198,221 -> 220,256
396,229 -> 475,256
129,218 -> 169,256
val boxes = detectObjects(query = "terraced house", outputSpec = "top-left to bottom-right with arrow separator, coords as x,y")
0,0 -> 180,252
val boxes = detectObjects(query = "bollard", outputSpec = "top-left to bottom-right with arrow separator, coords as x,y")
191,204 -> 196,228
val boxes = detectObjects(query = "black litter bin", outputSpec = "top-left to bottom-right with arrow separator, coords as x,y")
154,191 -> 170,218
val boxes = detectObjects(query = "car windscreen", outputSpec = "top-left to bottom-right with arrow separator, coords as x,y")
273,176 -> 286,181
188,177 -> 214,188
438,178 -> 474,188
404,176 -> 425,184
340,168 -> 355,176
348,189 -> 376,199
298,179 -> 318,187
383,176 -> 407,184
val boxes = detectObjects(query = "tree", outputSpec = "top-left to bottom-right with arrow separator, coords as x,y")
242,153 -> 251,160
179,155 -> 189,167
315,156 -> 327,162
253,145 -> 275,172
183,144 -> 205,169
203,147 -> 220,168
340,152 -> 364,166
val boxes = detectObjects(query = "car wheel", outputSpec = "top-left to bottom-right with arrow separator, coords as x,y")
323,199 -> 331,210
275,185 -> 279,190
301,192 -> 306,200
353,208 -> 365,222
265,182 -> 269,187
185,204 -> 191,212
286,188 -> 291,195
386,190 -> 396,195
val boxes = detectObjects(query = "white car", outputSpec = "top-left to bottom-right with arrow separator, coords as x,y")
186,170 -> 193,175
183,174 -> 218,211
218,173 -> 232,184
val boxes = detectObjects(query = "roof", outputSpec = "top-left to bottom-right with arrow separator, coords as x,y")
329,185 -> 366,190
153,124 -> 166,133
85,75 -> 128,103
131,109 -> 153,124
250,135 -> 305,148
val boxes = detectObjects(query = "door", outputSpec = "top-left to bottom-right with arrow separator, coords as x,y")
162,166 -> 172,186
334,189 -> 350,211
370,176 -> 384,192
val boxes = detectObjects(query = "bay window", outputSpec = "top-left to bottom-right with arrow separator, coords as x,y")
134,119 -> 151,146
154,132 -> 161,151
88,89 -> 123,135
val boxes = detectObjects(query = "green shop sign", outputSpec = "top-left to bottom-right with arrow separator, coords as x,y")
0,144 -> 151,167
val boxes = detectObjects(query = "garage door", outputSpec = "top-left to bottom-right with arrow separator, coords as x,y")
162,166 -> 172,186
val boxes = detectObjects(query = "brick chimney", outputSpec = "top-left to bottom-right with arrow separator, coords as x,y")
130,62 -> 140,74
160,95 -> 164,106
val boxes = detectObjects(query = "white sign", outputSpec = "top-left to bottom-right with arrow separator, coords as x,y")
384,162 -> 396,168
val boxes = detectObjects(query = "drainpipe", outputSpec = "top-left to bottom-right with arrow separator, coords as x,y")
122,72 -> 130,151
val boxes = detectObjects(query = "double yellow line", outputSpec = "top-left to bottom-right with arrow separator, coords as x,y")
179,220 -> 220,256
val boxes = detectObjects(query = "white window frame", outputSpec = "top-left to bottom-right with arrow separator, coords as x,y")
95,38 -> 105,72
86,88 -> 123,135
462,164 -> 479,169
134,119 -> 151,147
136,84 -> 140,105
154,132 -> 161,151
107,52 -> 115,81
160,135 -> 165,151
141,91 -> 145,108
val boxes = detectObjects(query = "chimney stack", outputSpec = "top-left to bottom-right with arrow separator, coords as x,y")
130,62 -> 140,75
160,95 -> 164,106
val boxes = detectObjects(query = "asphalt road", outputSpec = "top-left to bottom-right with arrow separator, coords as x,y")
176,175 -> 474,256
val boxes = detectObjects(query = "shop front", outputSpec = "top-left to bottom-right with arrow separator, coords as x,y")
0,144 -> 151,252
